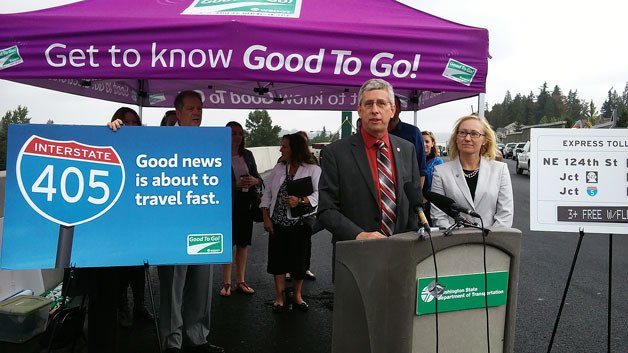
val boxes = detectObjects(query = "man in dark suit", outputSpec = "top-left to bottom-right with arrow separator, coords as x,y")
318,79 -> 420,242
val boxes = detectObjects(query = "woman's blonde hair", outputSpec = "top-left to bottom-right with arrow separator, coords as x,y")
447,115 -> 497,160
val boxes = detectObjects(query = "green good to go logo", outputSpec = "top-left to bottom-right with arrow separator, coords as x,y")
442,58 -> 477,86
0,45 -> 24,70
187,234 -> 223,255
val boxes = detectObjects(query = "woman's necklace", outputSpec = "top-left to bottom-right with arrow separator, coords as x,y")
464,168 -> 479,178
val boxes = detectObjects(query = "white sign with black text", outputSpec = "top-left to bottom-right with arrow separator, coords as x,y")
530,128 -> 628,234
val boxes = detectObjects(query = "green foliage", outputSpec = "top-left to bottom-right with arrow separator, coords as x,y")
245,110 -> 281,147
600,89 -> 620,120
310,126 -> 331,144
616,106 -> 628,128
582,100 -> 599,125
486,81 -> 628,129
1,106 -> 31,170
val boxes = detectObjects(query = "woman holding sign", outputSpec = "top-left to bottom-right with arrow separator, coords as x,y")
219,121 -> 262,297
260,134 -> 321,312
109,108 -> 155,326
430,115 -> 513,229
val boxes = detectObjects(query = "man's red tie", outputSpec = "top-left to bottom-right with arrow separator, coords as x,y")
376,140 -> 396,236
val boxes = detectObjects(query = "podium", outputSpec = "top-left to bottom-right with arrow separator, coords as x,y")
331,228 -> 521,353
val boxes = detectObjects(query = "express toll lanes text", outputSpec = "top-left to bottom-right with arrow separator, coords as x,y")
562,139 -> 628,148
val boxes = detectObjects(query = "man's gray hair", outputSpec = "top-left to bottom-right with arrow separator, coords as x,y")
357,79 -> 395,106
174,90 -> 203,111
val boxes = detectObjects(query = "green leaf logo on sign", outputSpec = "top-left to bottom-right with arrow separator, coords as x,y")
416,271 -> 509,315
187,234 -> 224,255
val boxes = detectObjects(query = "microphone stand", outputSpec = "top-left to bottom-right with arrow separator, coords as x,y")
443,212 -> 490,237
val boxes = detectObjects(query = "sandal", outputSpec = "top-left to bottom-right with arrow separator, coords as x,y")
236,282 -> 255,294
272,302 -> 284,313
219,283 -> 231,297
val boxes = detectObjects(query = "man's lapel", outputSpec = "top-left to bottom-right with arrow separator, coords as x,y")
350,134 -> 378,203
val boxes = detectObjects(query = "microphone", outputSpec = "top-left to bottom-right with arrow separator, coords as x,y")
451,204 -> 481,218
423,191 -> 458,218
424,192 -> 481,218
403,182 -> 431,235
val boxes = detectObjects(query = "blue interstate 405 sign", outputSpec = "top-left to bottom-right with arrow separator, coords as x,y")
17,135 -> 125,226
1,124 -> 232,269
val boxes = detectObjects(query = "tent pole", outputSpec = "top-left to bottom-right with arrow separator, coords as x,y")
413,110 -> 418,127
138,79 -> 145,123
478,93 -> 485,118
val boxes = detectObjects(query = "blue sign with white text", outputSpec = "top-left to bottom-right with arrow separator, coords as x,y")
1,125 -> 232,269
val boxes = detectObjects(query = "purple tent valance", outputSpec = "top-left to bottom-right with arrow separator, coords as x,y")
0,0 -> 489,110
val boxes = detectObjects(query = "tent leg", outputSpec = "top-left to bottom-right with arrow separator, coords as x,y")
478,93 -> 485,117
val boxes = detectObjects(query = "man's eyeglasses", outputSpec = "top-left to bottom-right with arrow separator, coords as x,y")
457,130 -> 485,139
361,99 -> 391,109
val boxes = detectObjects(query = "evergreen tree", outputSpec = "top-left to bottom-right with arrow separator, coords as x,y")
565,89 -> 583,125
600,88 -> 620,120
546,85 -> 565,121
616,106 -> 628,128
485,102 -> 503,128
310,126 -> 330,144
502,91 -> 514,126
524,91 -> 536,126
1,106 -> 31,170
582,100 -> 599,126
244,110 -> 281,147
534,82 -> 550,124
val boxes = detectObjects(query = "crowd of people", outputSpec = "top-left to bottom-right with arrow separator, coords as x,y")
79,77 -> 513,353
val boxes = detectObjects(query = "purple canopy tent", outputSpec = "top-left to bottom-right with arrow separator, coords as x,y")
0,0 -> 489,111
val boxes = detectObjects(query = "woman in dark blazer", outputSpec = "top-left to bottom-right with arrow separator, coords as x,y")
219,121 -> 262,297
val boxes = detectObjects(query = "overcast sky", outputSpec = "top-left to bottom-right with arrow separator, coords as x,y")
1,0 -> 626,137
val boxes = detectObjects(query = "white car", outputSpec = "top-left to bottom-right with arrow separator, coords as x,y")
516,141 -> 530,174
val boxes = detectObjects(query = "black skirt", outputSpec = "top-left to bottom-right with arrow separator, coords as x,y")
266,223 -> 312,279
232,191 -> 254,247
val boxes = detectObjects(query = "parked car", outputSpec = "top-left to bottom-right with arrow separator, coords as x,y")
503,143 -> 517,158
311,142 -> 331,161
512,142 -> 527,161
516,141 -> 530,174
496,143 -> 505,155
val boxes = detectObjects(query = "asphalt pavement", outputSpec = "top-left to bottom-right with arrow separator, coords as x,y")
3,160 -> 628,353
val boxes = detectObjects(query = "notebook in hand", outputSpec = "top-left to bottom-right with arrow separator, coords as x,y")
286,176 -> 313,197
286,176 -> 316,218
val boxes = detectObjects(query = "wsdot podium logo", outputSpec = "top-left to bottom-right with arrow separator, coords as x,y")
187,234 -> 223,255
420,286 -> 435,303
